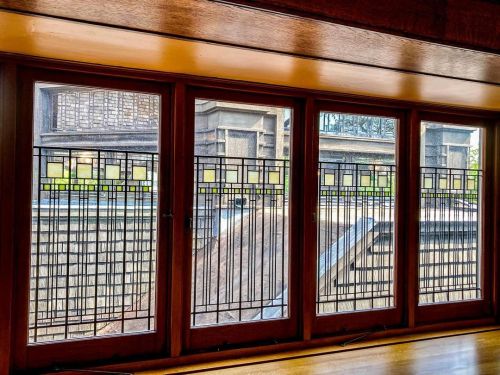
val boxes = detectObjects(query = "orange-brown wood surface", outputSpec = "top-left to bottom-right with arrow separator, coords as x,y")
1,0 -> 499,84
226,0 -> 500,52
0,11 -> 499,111
137,328 -> 500,374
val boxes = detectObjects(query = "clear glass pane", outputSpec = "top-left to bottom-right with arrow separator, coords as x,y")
419,122 -> 482,304
316,112 -> 397,315
29,83 -> 160,343
191,100 -> 291,327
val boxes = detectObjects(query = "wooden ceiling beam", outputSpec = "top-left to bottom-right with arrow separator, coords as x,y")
0,1 -> 498,84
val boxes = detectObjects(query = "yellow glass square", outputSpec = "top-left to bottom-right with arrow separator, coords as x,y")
203,169 -> 216,183
439,177 -> 448,190
453,177 -> 462,190
132,166 -> 147,181
360,175 -> 371,187
343,174 -> 353,187
248,171 -> 259,184
268,171 -> 280,184
226,170 -> 238,183
105,165 -> 121,180
467,178 -> 476,190
47,162 -> 63,178
324,174 -> 335,186
77,163 -> 92,179
378,175 -> 388,188
423,177 -> 433,189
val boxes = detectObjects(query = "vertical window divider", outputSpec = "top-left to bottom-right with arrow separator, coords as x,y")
404,108 -> 421,328
170,82 -> 188,357
301,96 -> 317,341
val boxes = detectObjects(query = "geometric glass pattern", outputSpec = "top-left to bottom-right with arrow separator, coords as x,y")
343,174 -> 353,187
226,170 -> 238,183
105,164 -> 121,180
76,163 -> 92,179
467,177 -> 476,190
423,176 -> 433,189
377,175 -> 388,188
360,174 -> 371,187
247,171 -> 259,184
47,162 -> 64,178
324,174 -> 335,186
203,169 -> 216,183
132,166 -> 147,181
438,177 -> 448,190
268,171 -> 280,184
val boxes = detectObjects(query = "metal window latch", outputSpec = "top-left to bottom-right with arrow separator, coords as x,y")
312,212 -> 317,223
162,212 -> 174,219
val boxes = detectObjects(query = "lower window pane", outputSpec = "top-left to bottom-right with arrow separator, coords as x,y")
419,122 -> 482,304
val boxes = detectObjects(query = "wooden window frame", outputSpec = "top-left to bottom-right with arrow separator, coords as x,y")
308,101 -> 407,336
180,87 -> 304,351
11,68 -> 172,370
413,111 -> 495,325
0,54 -> 497,372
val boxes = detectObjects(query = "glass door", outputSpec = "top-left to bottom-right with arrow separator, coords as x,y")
416,114 -> 492,323
13,70 -> 170,369
313,103 -> 404,336
185,88 -> 300,350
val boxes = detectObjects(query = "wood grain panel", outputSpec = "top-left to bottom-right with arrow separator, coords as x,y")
0,11 -> 499,111
225,0 -> 500,52
138,328 -> 500,374
0,1 -> 498,84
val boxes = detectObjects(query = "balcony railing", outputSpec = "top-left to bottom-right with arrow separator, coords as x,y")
29,147 -> 483,341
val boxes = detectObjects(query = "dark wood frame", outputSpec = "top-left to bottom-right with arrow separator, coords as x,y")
0,53 -> 497,373
309,102 -> 406,336
181,87 -> 304,351
413,112 -> 495,325
10,67 -> 172,370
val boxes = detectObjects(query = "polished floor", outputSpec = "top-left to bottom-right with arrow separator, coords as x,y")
140,328 -> 500,374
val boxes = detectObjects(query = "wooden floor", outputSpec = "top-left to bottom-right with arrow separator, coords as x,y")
140,328 -> 500,374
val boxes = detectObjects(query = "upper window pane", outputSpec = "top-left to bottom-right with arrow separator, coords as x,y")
191,99 -> 291,327
317,112 -> 397,315
29,83 -> 160,343
419,122 -> 483,305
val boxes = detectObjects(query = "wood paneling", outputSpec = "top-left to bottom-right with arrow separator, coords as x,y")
138,328 -> 500,374
0,11 -> 499,111
0,62 -> 16,375
0,1 -> 498,84
226,0 -> 500,52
